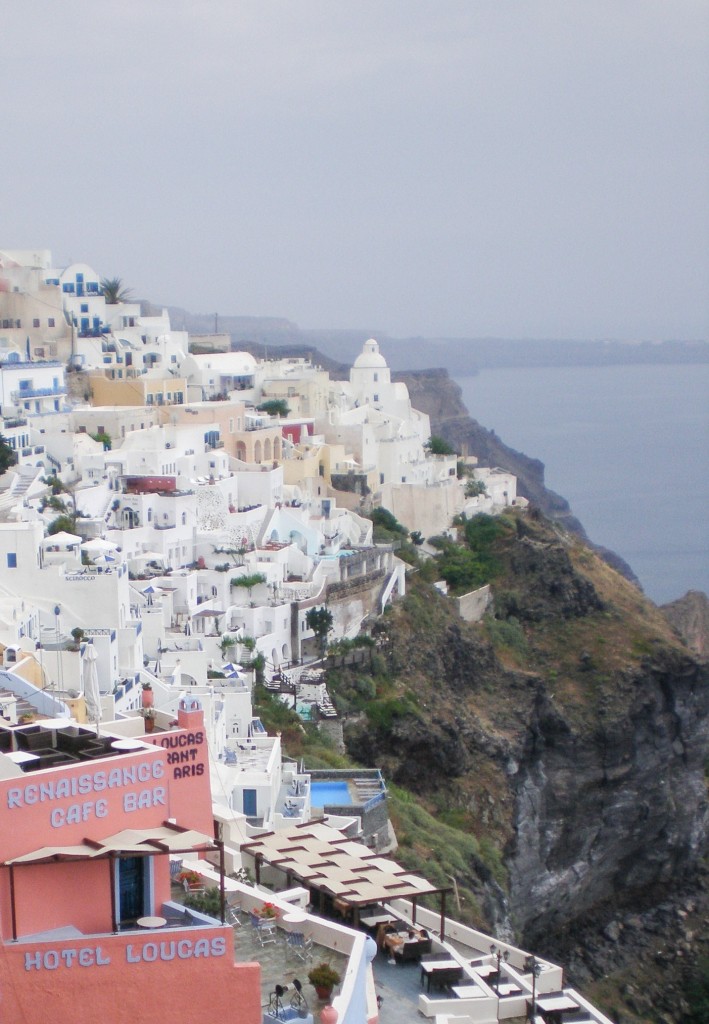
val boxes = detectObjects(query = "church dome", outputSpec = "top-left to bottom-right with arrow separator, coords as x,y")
353,338 -> 387,369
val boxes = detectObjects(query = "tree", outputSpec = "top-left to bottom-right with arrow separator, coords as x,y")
47,515 -> 78,536
424,435 -> 456,456
465,479 -> 487,498
368,507 -> 408,543
219,634 -> 237,659
230,573 -> 267,603
90,431 -> 112,450
306,606 -> 334,660
0,436 -> 17,477
257,399 -> 290,418
100,277 -> 132,304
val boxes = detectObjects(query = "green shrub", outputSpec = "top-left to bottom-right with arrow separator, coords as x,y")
184,888 -> 222,918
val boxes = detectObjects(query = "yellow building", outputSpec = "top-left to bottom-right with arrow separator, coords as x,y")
89,372 -> 187,408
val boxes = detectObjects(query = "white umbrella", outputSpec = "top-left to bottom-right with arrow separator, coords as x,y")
92,554 -> 115,566
82,642 -> 101,734
81,538 -> 119,553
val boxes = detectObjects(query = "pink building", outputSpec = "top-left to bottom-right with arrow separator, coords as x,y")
0,700 -> 261,1024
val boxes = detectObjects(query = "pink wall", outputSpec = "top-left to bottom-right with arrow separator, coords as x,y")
0,928 -> 261,1024
0,707 -> 215,942
3,860 -> 114,939
0,747 -> 171,864
146,703 -> 214,837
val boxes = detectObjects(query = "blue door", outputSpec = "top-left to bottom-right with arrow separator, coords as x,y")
118,856 -> 146,925
243,789 -> 257,816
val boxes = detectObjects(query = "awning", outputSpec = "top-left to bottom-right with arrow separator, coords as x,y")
5,823 -> 216,866
241,823 -> 446,907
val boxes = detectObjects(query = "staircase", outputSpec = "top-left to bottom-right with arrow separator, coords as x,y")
0,466 -> 45,515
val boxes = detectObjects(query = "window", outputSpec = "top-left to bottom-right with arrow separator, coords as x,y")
48,318 -> 55,327
7,553 -> 17,569
62,283 -> 75,293
80,303 -> 89,313
33,318 -> 40,328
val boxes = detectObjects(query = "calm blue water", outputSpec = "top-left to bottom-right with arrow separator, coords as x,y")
310,781 -> 352,808
457,364 -> 709,605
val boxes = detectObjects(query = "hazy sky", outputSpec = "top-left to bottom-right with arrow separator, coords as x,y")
5,1 -> 708,340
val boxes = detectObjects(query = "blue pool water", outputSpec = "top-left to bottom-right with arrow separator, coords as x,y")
310,781 -> 352,808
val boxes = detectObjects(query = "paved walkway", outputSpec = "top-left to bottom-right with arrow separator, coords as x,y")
372,949 -> 425,1022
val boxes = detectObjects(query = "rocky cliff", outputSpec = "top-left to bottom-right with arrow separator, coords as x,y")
662,591 -> 709,659
339,512 -> 709,1020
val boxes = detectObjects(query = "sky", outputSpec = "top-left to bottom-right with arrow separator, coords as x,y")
4,1 -> 708,341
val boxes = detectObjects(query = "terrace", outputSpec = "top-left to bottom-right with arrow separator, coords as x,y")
0,722 -> 154,772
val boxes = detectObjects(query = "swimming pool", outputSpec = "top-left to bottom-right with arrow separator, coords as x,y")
310,780 -> 352,808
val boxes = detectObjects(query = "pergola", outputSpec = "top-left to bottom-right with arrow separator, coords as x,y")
4,822 -> 225,940
241,822 -> 452,938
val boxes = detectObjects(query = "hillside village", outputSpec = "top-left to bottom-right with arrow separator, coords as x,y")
0,248 -> 617,1024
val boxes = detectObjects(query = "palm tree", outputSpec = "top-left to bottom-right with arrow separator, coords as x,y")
100,277 -> 132,304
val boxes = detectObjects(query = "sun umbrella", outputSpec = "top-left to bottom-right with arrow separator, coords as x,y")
81,538 -> 119,553
82,642 -> 101,734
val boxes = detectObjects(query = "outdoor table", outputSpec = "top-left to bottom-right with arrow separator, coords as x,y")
420,958 -> 463,992
360,913 -> 393,928
472,963 -> 497,978
136,916 -> 167,929
6,751 -> 40,765
452,984 -> 487,998
38,718 -> 75,747
536,995 -> 580,1013
111,738 -> 150,751
497,982 -> 523,996
281,911 -> 309,932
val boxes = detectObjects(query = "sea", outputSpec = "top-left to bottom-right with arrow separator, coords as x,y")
456,363 -> 709,606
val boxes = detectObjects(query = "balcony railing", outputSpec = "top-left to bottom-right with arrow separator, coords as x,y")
11,386 -> 66,400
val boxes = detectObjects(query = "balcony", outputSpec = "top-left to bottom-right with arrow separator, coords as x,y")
10,386 -> 66,401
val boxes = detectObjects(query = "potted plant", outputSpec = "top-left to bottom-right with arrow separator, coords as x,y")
308,962 -> 341,1001
141,681 -> 154,708
256,902 -> 279,919
177,869 -> 202,889
142,707 -> 157,732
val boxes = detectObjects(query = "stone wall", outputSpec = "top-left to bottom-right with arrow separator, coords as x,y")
455,584 -> 492,623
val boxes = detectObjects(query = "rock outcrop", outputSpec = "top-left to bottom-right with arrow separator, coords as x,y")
340,512 -> 709,1018
662,590 -> 709,658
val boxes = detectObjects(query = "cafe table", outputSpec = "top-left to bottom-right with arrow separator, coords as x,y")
136,916 -> 167,929
420,958 -> 463,993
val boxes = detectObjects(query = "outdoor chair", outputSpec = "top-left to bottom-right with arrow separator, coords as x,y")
285,930 -> 313,962
226,899 -> 242,927
250,912 -> 277,946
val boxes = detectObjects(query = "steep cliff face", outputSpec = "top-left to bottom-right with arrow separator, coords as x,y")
662,590 -> 709,658
343,513 -> 709,961
510,644 -> 709,943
